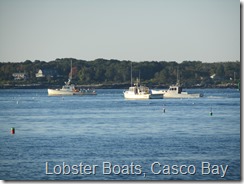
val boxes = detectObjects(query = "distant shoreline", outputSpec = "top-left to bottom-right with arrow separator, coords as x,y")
0,83 -> 239,89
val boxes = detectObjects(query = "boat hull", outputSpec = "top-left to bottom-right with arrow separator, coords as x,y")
123,93 -> 163,99
163,93 -> 203,98
73,91 -> 97,95
151,89 -> 203,98
48,89 -> 74,96
124,92 -> 150,99
48,89 -> 97,96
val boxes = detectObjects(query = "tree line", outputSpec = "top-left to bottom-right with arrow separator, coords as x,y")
0,58 -> 240,88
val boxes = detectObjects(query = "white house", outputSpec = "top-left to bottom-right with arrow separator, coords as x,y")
12,73 -> 28,80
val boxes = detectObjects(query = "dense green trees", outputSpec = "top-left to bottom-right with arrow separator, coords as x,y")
0,58 -> 240,88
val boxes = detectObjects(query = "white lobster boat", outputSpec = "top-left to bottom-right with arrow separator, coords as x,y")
123,62 -> 163,99
47,61 -> 96,96
124,85 -> 151,99
124,79 -> 163,99
48,79 -> 96,96
151,85 -> 203,98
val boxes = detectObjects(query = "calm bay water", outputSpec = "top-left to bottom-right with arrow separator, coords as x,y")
0,88 -> 240,180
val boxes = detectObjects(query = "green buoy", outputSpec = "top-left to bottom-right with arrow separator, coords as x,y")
11,127 -> 15,134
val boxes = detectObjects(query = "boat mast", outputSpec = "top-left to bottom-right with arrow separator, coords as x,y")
139,70 -> 141,84
176,66 -> 180,86
131,62 -> 132,86
67,60 -> 72,85
70,60 -> 72,80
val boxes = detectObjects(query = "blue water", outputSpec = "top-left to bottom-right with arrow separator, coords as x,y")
0,88 -> 240,180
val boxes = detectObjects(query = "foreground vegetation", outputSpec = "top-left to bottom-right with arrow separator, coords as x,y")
0,58 -> 240,88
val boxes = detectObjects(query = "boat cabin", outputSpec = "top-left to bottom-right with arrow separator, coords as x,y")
61,84 -> 75,90
168,85 -> 182,94
128,85 -> 149,94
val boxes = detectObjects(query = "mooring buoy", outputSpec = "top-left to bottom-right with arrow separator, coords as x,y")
11,127 -> 15,134
209,106 -> 213,116
163,108 -> 166,113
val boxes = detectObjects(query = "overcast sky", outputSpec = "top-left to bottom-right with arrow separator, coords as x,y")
0,0 -> 240,62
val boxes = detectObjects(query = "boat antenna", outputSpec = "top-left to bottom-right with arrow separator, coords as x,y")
70,59 -> 72,80
177,66 -> 180,86
67,59 -> 72,85
139,70 -> 141,84
131,62 -> 133,86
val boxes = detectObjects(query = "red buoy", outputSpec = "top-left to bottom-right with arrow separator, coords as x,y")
11,128 -> 15,134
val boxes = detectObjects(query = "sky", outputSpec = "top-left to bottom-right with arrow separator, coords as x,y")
0,0 -> 240,63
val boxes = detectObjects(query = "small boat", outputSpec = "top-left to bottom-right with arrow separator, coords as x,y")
47,61 -> 96,96
152,67 -> 203,98
123,62 -> 163,99
124,82 -> 151,99
124,79 -> 163,99
151,84 -> 203,98
48,79 -> 96,96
